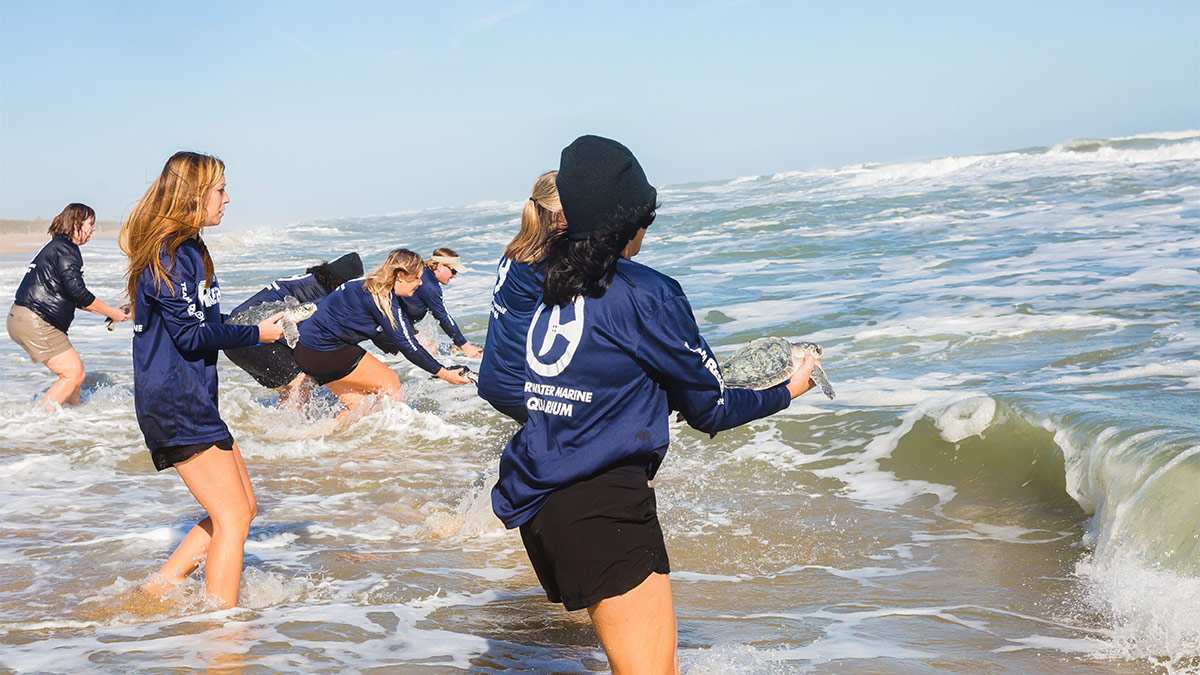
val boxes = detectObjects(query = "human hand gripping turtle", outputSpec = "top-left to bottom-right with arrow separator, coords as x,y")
724,338 -> 836,400
255,311 -> 287,343
786,352 -> 819,399
437,365 -> 474,385
674,339 -> 832,425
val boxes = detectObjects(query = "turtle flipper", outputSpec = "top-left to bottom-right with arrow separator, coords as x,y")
810,362 -> 836,400
282,319 -> 300,349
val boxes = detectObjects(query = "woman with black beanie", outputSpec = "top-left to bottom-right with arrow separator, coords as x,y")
492,135 -> 819,673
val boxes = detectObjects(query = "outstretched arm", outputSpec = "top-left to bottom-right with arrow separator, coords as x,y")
416,283 -> 469,346
143,255 -> 260,352
368,294 -> 444,375
84,298 -> 128,323
636,296 -> 792,434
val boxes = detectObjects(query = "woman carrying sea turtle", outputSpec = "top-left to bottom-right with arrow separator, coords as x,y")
293,248 -> 472,417
477,170 -> 563,423
491,136 -> 819,674
223,252 -> 363,405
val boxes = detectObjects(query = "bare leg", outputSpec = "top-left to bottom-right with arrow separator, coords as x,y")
588,572 -> 678,675
41,348 -> 85,410
324,353 -> 402,420
145,444 -> 256,607
275,373 -> 313,409
416,329 -> 437,355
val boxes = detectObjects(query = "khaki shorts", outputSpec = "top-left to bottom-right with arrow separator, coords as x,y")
7,304 -> 73,363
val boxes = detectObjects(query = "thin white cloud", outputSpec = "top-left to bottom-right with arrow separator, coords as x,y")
463,1 -> 536,34
273,27 -> 320,57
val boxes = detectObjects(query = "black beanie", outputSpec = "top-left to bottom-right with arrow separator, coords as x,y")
556,135 -> 657,241
327,252 -> 363,282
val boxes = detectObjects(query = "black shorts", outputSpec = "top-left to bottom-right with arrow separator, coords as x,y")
519,464 -> 670,611
293,343 -> 366,385
225,341 -> 302,389
488,401 -> 529,424
150,436 -> 234,472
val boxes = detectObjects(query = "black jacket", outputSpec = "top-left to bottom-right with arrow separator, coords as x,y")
13,235 -> 96,333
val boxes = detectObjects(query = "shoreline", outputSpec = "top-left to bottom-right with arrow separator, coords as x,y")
0,229 -> 119,254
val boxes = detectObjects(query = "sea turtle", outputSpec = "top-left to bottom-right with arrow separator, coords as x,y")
721,337 -> 836,400
429,364 -> 479,384
226,295 -> 318,349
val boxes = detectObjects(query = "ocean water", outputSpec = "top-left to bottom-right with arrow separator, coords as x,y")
1,130 -> 1197,674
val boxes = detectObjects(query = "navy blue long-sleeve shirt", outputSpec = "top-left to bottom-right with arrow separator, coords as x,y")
399,267 -> 468,346
477,257 -> 544,408
298,279 -> 443,375
132,238 -> 259,450
13,235 -> 96,333
229,273 -> 331,316
492,258 -> 791,528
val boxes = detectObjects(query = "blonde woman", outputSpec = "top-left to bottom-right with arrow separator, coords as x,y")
8,203 -> 128,410
122,152 -> 285,608
294,248 -> 471,414
398,246 -> 481,358
477,170 -> 563,423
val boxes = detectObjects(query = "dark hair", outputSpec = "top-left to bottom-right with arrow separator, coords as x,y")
306,261 -> 345,292
542,201 -> 656,306
48,203 -> 95,238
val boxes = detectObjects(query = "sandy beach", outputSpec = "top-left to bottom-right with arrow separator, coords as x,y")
0,224 -> 119,256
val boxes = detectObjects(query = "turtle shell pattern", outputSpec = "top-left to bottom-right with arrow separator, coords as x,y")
720,337 -> 835,399
227,295 -> 318,349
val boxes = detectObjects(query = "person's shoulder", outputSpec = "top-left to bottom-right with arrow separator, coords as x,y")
325,279 -> 366,309
616,259 -> 685,299
167,238 -> 199,260
279,272 -> 316,285
46,235 -> 80,256
512,258 -> 544,278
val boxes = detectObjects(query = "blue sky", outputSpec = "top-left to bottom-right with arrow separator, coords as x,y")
1,1 -> 1197,228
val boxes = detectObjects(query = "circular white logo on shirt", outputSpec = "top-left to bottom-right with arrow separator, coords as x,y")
526,296 -> 585,377
494,258 -> 512,295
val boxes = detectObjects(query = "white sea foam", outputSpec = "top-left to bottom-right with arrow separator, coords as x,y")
1050,360 -> 1200,386
777,563 -> 940,585
682,643 -> 798,674
933,396 -> 997,443
1049,139 -> 1200,164
1076,552 -> 1200,673
852,312 -> 1125,342
1110,130 -> 1200,142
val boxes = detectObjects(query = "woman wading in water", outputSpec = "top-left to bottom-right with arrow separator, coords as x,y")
8,203 -> 128,410
123,152 -> 284,607
492,136 -> 818,674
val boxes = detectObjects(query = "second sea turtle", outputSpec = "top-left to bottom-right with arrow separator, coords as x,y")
721,337 -> 836,400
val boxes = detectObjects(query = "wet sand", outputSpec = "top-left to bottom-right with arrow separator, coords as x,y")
0,221 -> 120,256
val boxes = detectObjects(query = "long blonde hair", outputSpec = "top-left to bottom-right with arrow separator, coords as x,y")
503,170 -> 561,263
120,152 -> 225,317
363,248 -> 424,329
